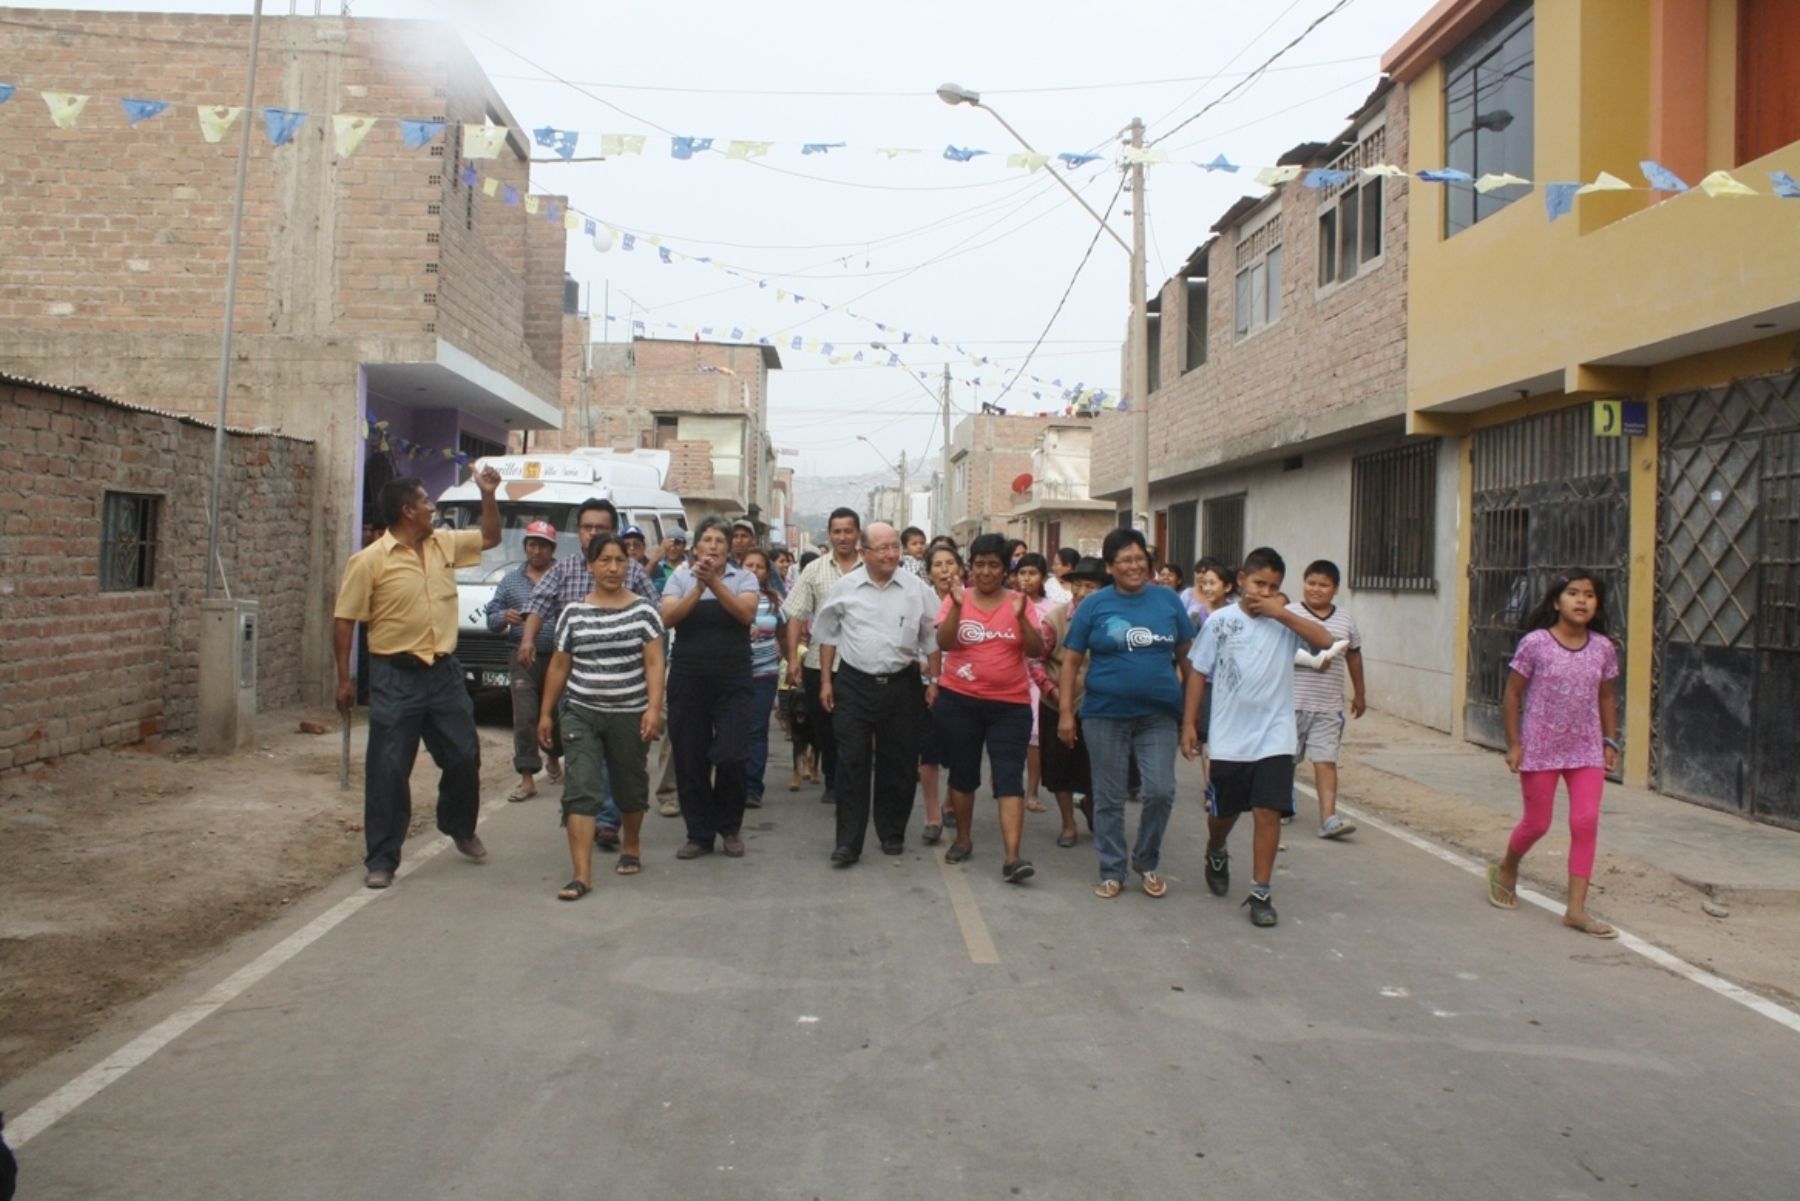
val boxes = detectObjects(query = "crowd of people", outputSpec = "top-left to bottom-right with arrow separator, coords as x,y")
334,475 -> 1623,937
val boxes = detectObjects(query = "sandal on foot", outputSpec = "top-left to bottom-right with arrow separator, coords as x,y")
1094,879 -> 1123,899
615,854 -> 641,876
1056,831 -> 1078,848
544,762 -> 564,785
921,824 -> 943,846
1486,865 -> 1519,910
1025,798 -> 1047,813
1141,871 -> 1168,899
557,880 -> 591,901
944,843 -> 973,864
1566,916 -> 1618,940
506,783 -> 536,803
1002,859 -> 1035,884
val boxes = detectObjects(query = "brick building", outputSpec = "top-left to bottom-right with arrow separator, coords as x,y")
1004,420 -> 1114,559
0,11 -> 567,703
0,376 -> 314,774
535,329 -> 781,530
946,412 -> 1055,544
1091,82 -> 1461,729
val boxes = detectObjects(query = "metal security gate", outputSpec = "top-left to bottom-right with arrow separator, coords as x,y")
1465,406 -> 1630,752
1654,371 -> 1800,827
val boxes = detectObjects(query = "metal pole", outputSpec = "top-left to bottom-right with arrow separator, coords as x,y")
205,0 -> 265,598
1128,116 -> 1151,539
979,105 -> 1129,253
940,365 -> 953,536
895,448 -> 906,524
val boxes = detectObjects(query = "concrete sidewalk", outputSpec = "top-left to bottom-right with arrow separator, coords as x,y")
1338,712 -> 1800,900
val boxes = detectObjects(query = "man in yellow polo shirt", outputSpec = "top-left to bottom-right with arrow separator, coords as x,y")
334,466 -> 501,889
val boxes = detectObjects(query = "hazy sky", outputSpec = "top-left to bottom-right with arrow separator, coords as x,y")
20,0 -> 1429,478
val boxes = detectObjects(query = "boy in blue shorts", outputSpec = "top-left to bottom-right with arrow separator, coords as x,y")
1180,547 -> 1334,928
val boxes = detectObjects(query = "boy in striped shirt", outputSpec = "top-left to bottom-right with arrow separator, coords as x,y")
541,534 -> 666,900
1288,559 -> 1365,840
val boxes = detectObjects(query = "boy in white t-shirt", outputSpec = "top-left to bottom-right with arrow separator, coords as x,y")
1289,560 -> 1365,840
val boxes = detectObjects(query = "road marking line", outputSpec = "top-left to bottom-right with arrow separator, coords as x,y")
935,850 -> 1000,965
1296,785 -> 1800,1036
7,820 -> 472,1148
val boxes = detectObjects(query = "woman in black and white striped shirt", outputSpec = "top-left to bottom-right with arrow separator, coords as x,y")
541,534 -> 665,900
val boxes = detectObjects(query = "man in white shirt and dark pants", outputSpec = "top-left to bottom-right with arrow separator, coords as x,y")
814,522 -> 941,866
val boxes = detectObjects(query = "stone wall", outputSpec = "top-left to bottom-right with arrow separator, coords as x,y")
0,378 -> 314,773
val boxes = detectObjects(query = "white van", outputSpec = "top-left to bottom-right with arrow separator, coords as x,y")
435,448 -> 687,692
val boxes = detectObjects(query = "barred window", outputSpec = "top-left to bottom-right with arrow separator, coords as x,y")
1350,441 -> 1438,591
100,491 -> 160,590
1201,493 -> 1246,569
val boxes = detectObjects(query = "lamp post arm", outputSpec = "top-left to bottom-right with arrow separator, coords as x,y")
979,105 -> 1130,254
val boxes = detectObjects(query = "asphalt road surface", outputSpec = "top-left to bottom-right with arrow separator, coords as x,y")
7,738 -> 1799,1200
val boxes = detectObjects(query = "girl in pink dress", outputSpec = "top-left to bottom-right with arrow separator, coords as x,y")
1487,570 -> 1621,938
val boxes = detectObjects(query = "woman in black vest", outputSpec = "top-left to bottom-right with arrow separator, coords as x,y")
660,516 -> 761,859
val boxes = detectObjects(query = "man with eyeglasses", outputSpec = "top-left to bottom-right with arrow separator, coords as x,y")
812,522 -> 941,866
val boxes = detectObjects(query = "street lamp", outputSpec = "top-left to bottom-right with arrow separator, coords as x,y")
937,82 -> 1151,538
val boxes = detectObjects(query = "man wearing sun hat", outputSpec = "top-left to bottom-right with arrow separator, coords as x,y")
486,520 -> 563,803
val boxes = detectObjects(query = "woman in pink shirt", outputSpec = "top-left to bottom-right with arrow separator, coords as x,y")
934,533 -> 1048,883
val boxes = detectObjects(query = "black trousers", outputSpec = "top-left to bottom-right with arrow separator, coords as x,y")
668,671 -> 753,847
831,663 -> 925,855
365,655 -> 481,872
803,665 -> 841,792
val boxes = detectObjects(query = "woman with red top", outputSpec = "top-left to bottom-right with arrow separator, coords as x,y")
934,533 -> 1048,884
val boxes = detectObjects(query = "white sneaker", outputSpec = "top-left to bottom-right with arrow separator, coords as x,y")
1318,814 -> 1356,839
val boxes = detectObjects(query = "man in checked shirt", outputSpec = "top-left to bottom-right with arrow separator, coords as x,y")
517,497 -> 657,849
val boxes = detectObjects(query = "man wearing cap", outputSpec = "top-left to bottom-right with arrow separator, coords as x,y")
651,530 -> 687,594
621,524 -> 649,567
334,468 -> 502,889
486,520 -> 562,803
731,517 -> 784,597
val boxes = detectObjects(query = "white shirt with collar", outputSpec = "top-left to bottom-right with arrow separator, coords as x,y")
810,563 -> 938,676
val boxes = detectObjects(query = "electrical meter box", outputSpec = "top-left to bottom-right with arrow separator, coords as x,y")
199,597 -> 258,754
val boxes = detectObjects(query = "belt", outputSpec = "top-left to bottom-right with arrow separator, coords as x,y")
372,652 -> 446,671
839,661 -> 920,686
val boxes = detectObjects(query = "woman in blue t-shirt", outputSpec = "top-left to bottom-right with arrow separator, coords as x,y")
1058,528 -> 1195,900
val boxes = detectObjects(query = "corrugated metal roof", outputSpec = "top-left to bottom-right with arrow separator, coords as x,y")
0,372 -> 312,441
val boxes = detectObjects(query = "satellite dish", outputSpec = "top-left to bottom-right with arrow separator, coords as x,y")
1011,472 -> 1033,494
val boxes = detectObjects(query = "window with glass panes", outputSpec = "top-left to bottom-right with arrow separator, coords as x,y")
1317,122 -> 1387,287
1444,0 -> 1534,235
1232,208 -> 1282,338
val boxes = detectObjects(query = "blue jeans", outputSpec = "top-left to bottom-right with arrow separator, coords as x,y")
745,673 -> 780,801
1082,714 -> 1178,883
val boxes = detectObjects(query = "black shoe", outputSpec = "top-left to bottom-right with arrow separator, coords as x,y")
830,846 -> 860,867
595,827 -> 621,852
944,843 -> 973,864
880,839 -> 905,856
744,795 -> 764,809
821,788 -> 837,806
1242,891 -> 1278,927
1002,859 -> 1035,884
1204,848 -> 1230,897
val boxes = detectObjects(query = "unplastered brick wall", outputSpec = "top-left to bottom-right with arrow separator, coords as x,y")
1093,86 -> 1410,495
952,414 -> 1055,535
0,379 -> 314,775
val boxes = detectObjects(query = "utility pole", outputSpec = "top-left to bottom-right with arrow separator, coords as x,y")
1127,115 -> 1150,540
940,364 -> 953,536
895,448 -> 907,526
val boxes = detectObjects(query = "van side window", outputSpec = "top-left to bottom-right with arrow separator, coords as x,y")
663,513 -> 689,540
633,513 -> 662,543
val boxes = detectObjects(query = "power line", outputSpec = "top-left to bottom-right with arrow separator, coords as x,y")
986,173 -> 1128,411
1147,0 -> 1306,131
1152,0 -> 1360,147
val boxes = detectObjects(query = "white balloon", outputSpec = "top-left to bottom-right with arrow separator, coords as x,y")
591,225 -> 615,253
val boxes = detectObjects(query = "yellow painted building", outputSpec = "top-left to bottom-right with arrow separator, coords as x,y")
1384,0 -> 1800,825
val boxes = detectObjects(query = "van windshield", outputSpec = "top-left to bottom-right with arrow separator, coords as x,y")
437,502 -> 582,584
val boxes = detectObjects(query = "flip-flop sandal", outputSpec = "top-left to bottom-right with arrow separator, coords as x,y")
1567,917 -> 1619,940
557,880 -> 591,902
1141,872 -> 1168,899
506,784 -> 536,803
544,763 -> 564,785
615,854 -> 642,876
1025,799 -> 1047,813
1486,865 -> 1519,910
1094,879 -> 1123,899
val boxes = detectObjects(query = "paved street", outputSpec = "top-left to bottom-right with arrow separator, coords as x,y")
5,739 -> 1798,1201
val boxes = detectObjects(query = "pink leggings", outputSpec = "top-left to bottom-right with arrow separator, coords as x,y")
1509,767 -> 1605,879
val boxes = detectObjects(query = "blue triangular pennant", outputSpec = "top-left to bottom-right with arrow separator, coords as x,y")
401,120 -> 446,149
119,98 -> 168,126
261,107 -> 307,146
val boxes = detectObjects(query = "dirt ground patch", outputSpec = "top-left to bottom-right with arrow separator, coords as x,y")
1332,718 -> 1800,1008
0,701 -> 515,1083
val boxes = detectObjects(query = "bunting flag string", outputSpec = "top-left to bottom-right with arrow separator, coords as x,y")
3,78 -> 1799,212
